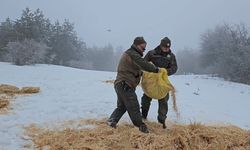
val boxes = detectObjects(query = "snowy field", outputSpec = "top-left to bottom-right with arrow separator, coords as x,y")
0,62 -> 250,149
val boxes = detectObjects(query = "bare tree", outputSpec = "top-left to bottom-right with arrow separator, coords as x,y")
200,23 -> 250,84
6,39 -> 48,65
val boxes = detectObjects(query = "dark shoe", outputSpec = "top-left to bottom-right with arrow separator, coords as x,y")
139,124 -> 149,133
107,120 -> 117,129
162,122 -> 167,129
157,117 -> 166,129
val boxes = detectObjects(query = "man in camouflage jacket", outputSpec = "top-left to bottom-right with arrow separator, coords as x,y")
108,37 -> 159,133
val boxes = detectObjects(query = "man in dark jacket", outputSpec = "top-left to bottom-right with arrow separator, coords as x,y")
107,37 -> 159,133
141,37 -> 178,129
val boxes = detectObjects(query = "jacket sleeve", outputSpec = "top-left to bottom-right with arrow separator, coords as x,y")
144,51 -> 151,62
167,54 -> 178,76
127,51 -> 158,73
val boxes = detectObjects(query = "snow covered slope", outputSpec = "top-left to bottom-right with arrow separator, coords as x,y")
0,62 -> 250,149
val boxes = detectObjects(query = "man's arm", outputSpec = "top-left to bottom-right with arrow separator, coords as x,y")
167,54 -> 178,76
127,51 -> 158,73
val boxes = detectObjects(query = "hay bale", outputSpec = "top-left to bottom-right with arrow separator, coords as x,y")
0,84 -> 19,94
20,87 -> 40,94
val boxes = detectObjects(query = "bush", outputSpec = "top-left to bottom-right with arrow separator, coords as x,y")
200,24 -> 250,84
6,39 -> 48,65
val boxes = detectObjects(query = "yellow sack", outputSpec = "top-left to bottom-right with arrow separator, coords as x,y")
141,68 -> 174,100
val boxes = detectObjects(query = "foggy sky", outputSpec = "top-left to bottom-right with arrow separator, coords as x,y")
1,0 -> 250,51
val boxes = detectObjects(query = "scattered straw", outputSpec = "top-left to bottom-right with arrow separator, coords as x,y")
20,87 -> 40,94
24,119 -> 250,150
0,84 -> 20,94
103,80 -> 115,84
0,84 -> 40,113
0,84 -> 40,95
170,87 -> 180,118
0,99 -> 9,109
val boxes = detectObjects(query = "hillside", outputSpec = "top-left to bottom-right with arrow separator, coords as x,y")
0,62 -> 250,149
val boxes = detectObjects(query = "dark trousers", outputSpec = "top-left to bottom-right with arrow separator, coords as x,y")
108,81 -> 144,127
141,93 -> 169,123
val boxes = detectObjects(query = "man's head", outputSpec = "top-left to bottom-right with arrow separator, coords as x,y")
160,37 -> 171,53
133,36 -> 147,53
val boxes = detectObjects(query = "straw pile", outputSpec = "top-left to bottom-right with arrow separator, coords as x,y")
0,84 -> 40,112
0,84 -> 20,94
24,119 -> 250,150
20,87 -> 40,94
0,97 -> 9,109
0,84 -> 40,95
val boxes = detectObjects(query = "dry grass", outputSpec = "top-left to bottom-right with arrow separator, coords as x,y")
0,84 -> 20,94
0,84 -> 40,113
0,94 -> 13,114
0,98 -> 9,109
102,80 -> 115,84
24,119 -> 250,150
0,84 -> 40,94
0,95 -> 13,114
20,87 -> 40,94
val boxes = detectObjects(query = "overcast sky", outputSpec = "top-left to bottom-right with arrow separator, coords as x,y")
1,0 -> 250,51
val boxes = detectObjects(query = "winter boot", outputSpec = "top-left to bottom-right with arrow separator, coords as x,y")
107,120 -> 117,129
157,116 -> 167,129
139,124 -> 149,133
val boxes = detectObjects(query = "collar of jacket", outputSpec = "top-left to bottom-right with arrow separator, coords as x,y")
131,44 -> 143,56
155,46 -> 172,56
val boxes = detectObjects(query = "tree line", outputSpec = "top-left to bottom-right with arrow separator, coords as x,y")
0,8 -> 121,71
1,8 -> 250,84
177,23 -> 250,84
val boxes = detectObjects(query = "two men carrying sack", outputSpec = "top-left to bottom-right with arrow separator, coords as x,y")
107,37 -> 178,133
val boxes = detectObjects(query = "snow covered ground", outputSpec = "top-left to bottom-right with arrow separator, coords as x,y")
0,62 -> 250,149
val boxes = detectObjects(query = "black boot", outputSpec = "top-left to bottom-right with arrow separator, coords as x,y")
107,119 -> 117,129
162,122 -> 167,129
157,117 -> 166,129
139,124 -> 149,133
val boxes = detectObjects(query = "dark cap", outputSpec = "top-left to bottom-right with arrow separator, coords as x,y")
160,37 -> 171,47
133,36 -> 147,46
